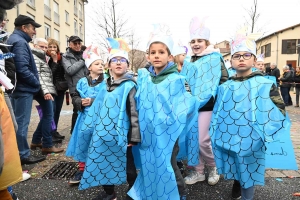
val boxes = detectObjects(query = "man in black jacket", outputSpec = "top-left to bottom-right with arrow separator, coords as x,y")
270,63 -> 280,85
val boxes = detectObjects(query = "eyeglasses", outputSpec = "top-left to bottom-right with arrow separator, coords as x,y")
110,58 -> 127,64
232,53 -> 253,60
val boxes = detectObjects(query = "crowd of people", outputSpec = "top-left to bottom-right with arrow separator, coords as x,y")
0,6 -> 295,200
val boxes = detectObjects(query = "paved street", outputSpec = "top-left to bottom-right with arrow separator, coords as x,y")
12,92 -> 300,199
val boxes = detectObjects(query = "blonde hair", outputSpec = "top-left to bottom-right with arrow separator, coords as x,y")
47,38 -> 60,53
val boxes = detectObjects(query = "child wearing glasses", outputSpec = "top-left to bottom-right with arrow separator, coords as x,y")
128,24 -> 200,200
180,16 -> 228,187
79,38 -> 140,200
209,28 -> 288,200
66,46 -> 105,185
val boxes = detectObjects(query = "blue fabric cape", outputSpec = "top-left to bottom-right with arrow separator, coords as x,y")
79,80 -> 136,190
65,77 -> 103,162
210,75 -> 291,189
128,69 -> 199,200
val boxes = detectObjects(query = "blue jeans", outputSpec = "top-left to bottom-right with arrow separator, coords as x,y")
241,186 -> 254,200
10,91 -> 34,159
280,87 -> 290,104
52,92 -> 65,131
31,95 -> 53,148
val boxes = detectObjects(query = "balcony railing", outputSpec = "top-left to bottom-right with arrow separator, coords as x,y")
54,12 -> 60,25
79,10 -> 83,21
44,4 -> 51,19
75,29 -> 78,36
27,0 -> 35,7
74,6 -> 78,16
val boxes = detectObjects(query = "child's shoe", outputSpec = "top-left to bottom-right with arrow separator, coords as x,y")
184,171 -> 205,184
92,191 -> 117,200
207,166 -> 220,185
232,180 -> 241,200
68,171 -> 83,185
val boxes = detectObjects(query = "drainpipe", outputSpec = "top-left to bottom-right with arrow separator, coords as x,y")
297,44 -> 300,66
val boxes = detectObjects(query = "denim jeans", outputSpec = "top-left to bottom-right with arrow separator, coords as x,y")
52,92 -> 65,131
31,95 -> 53,148
241,186 -> 254,200
10,91 -> 34,159
280,87 -> 290,105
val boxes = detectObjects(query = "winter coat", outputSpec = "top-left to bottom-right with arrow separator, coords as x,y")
48,53 -> 67,94
0,45 -> 15,93
294,73 -> 300,88
280,71 -> 292,88
270,67 -> 280,83
32,48 -> 57,96
62,48 -> 88,94
6,29 -> 40,93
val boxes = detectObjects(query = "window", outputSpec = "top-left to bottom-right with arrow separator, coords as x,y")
45,24 -> 51,39
74,19 -> 78,36
54,29 -> 59,42
27,12 -> 35,20
282,39 -> 297,54
74,0 -> 78,16
44,0 -> 51,19
264,63 -> 270,69
44,0 -> 50,6
65,11 -> 69,23
27,0 -> 35,7
66,36 -> 69,47
53,2 -> 59,24
79,24 -> 83,39
79,2 -> 83,20
261,43 -> 271,57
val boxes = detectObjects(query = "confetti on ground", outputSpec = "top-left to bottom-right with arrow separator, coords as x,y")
287,176 -> 295,178
31,173 -> 37,176
276,178 -> 283,182
293,193 -> 300,196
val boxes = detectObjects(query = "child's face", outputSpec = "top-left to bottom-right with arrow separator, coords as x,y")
179,53 -> 186,64
109,56 -> 128,78
231,51 -> 256,74
89,60 -> 104,75
149,43 -> 172,73
190,39 -> 207,54
296,67 -> 300,72
255,61 -> 264,71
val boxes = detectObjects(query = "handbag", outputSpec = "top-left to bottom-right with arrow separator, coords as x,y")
55,80 -> 68,91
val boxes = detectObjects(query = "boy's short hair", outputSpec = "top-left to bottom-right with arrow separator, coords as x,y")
149,42 -> 171,56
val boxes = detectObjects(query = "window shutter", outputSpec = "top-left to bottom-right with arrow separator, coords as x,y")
282,40 -> 287,54
298,39 -> 300,54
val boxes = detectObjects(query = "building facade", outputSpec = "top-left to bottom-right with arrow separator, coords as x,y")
221,24 -> 300,70
5,0 -> 87,52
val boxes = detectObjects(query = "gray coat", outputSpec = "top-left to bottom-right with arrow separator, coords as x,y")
62,48 -> 88,94
32,48 -> 57,96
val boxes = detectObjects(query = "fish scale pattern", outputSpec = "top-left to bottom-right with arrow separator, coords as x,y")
128,70 -> 199,200
210,76 -> 289,189
65,77 -> 103,162
79,80 -> 136,190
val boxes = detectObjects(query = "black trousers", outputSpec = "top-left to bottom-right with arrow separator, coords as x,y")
103,146 -> 137,194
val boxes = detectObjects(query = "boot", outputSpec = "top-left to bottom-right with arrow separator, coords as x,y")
30,143 -> 42,150
42,146 -> 64,154
52,131 -> 65,139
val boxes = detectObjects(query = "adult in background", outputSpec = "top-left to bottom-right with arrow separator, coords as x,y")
7,15 -> 46,164
279,65 -> 292,106
270,63 -> 280,86
62,36 -> 88,134
47,38 -> 67,140
30,38 -> 64,154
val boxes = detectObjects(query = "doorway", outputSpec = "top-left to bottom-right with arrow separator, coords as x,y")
286,60 -> 297,70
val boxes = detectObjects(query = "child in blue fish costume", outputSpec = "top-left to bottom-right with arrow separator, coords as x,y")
65,48 -> 105,185
79,38 -> 141,200
128,24 -> 200,200
180,16 -> 228,186
210,28 -> 290,200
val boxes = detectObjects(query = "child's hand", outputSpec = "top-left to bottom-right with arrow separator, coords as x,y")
81,98 -> 92,106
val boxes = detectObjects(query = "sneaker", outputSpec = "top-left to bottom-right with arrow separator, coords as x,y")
68,171 -> 83,185
232,180 -> 241,200
21,172 -> 31,182
92,191 -> 117,200
207,166 -> 220,185
180,195 -> 187,200
184,171 -> 205,185
11,193 -> 19,200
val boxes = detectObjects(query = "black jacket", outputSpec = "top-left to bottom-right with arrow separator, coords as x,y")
294,73 -> 300,88
270,67 -> 280,83
0,45 -> 15,93
280,71 -> 292,88
48,53 -> 67,94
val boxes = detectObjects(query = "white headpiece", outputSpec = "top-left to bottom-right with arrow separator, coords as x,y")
146,23 -> 174,52
189,16 -> 210,41
106,38 -> 130,61
83,45 -> 103,68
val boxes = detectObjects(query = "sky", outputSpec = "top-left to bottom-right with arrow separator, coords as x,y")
85,0 -> 300,51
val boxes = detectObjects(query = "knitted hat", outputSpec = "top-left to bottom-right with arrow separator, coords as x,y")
83,45 -> 103,68
106,38 -> 130,61
257,53 -> 264,62
189,16 -> 210,41
146,23 -> 174,52
231,27 -> 262,56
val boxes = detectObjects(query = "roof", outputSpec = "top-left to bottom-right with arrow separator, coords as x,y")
219,48 -> 230,54
257,23 -> 300,42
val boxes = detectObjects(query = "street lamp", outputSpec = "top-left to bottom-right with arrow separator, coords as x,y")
297,44 -> 300,66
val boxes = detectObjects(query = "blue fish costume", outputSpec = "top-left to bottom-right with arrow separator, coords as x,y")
128,66 -> 200,200
79,75 -> 139,190
66,76 -> 103,162
210,72 -> 291,189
